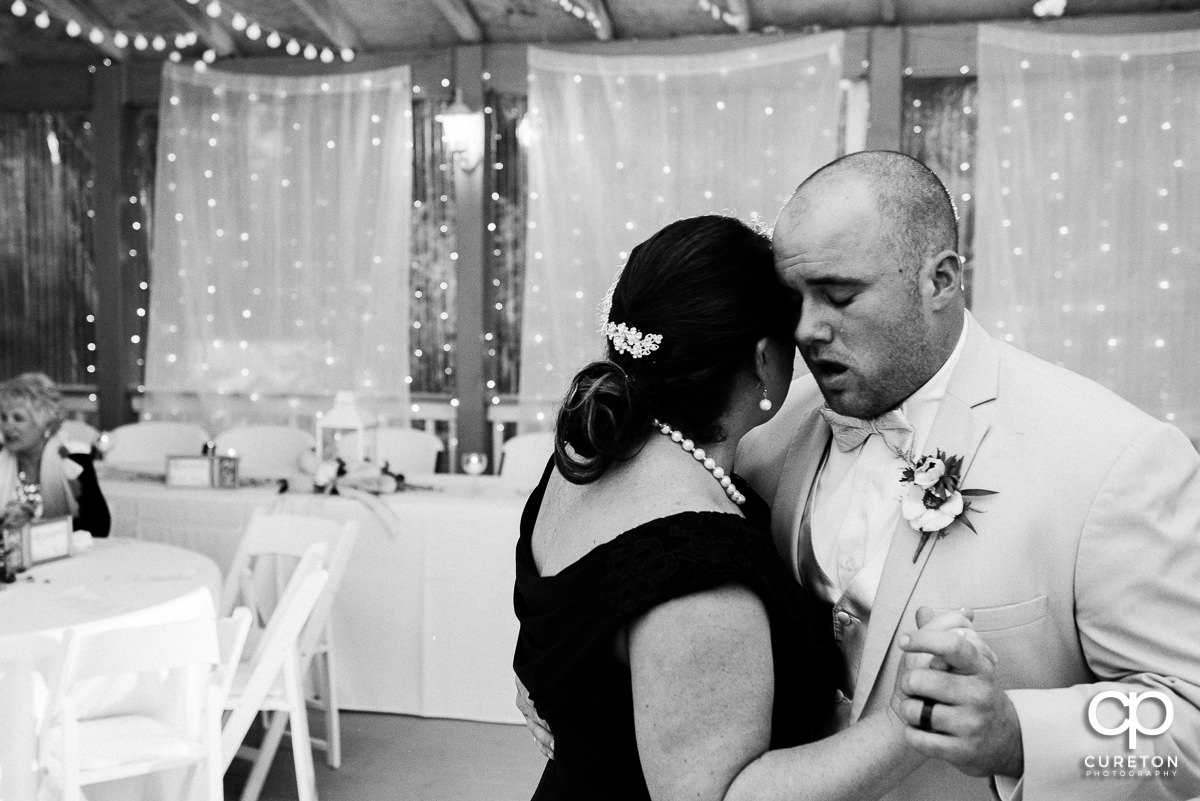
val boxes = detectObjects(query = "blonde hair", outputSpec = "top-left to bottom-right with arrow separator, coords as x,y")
0,372 -> 65,435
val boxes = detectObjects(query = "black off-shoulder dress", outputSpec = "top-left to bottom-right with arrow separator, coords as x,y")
513,461 -> 843,801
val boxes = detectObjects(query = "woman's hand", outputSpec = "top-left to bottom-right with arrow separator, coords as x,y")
515,675 -> 555,760
2,499 -> 35,530
887,608 -> 996,738
893,606 -> 1022,778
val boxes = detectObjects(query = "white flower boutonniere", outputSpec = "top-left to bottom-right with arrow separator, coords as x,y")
898,450 -> 996,562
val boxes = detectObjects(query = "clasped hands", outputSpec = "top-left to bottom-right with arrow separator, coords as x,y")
891,606 -> 1024,779
515,605 -> 1027,780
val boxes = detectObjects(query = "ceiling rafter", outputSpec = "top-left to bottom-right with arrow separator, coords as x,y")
161,0 -> 237,57
0,31 -> 16,66
290,0 -> 363,49
879,0 -> 898,24
573,0 -> 613,41
429,0 -> 483,43
37,0 -> 124,60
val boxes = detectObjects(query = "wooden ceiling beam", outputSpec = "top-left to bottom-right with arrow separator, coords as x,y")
290,0 -> 363,49
37,0 -> 125,60
161,0 -> 237,57
573,0 -> 614,41
429,0 -> 483,43
879,0 -> 898,25
0,38 -> 17,67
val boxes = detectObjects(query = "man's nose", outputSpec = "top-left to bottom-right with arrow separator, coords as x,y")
794,307 -> 833,347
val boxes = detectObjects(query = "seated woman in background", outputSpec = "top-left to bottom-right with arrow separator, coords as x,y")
0,373 -> 110,537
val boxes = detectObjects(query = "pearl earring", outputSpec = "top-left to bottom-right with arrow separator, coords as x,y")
758,387 -> 772,412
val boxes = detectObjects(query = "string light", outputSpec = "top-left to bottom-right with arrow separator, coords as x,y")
4,0 -> 357,64
544,0 -> 604,32
696,0 -> 746,31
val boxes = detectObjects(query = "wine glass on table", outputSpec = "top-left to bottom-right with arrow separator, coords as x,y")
460,452 -> 489,494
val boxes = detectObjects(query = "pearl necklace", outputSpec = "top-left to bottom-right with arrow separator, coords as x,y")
652,419 -> 745,506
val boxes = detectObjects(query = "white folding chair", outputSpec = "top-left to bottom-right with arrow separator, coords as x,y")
342,426 -> 444,475
220,509 -> 357,772
39,617 -> 224,801
215,425 -> 317,480
103,421 -> 210,470
499,431 -> 556,488
221,547 -> 329,801
215,607 -> 253,703
1,633 -> 62,801
58,419 -> 100,452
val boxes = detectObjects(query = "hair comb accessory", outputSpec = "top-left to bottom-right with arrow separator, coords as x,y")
603,321 -> 662,359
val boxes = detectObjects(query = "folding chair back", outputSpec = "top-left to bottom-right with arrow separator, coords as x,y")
221,547 -> 329,801
42,617 -> 223,801
1,633 -> 62,801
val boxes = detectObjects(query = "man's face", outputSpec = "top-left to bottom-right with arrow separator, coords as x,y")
773,177 -> 938,419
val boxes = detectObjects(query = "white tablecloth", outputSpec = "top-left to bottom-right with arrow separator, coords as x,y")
102,474 -> 528,724
0,538 -> 219,800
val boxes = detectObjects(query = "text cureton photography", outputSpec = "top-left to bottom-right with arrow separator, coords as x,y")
1082,690 -> 1179,780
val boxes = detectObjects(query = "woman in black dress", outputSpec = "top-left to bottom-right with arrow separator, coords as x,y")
513,215 -> 987,801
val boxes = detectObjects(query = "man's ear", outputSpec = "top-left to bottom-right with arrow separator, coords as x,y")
923,250 -> 964,310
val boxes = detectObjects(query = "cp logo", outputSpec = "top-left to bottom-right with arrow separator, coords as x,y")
1087,690 -> 1174,749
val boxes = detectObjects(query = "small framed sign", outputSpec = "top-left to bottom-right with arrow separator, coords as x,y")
166,455 -> 240,489
167,456 -> 214,488
29,515 -> 72,565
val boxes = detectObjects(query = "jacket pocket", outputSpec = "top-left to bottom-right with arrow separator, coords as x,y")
970,595 -> 1048,632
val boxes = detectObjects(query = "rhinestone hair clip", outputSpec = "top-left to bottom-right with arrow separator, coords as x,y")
603,321 -> 663,359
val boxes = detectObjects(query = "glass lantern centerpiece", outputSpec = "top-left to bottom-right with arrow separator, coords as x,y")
315,391 -> 377,463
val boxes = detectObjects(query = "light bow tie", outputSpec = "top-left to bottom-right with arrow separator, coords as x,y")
819,406 -> 914,454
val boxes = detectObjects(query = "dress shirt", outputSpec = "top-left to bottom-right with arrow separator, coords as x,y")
811,312 -> 970,605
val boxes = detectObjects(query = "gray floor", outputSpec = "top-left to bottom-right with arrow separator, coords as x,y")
225,712 -> 546,801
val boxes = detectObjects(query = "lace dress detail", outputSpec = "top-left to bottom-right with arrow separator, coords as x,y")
513,460 -> 842,801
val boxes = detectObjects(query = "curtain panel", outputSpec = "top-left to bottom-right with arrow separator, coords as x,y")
518,33 -> 845,415
145,63 -> 413,434
0,112 -> 98,385
974,26 -> 1200,439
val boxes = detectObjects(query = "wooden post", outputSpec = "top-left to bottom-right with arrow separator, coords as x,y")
451,45 -> 489,470
865,27 -> 904,151
92,62 -> 132,430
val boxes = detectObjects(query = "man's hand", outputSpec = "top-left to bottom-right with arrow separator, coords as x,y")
516,674 -> 555,760
897,608 -> 1023,779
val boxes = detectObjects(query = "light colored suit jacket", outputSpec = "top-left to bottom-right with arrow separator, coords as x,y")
738,313 -> 1200,801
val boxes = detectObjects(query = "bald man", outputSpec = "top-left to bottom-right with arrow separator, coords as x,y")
739,150 -> 1200,800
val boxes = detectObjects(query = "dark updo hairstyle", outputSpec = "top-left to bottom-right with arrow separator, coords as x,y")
554,214 -> 794,484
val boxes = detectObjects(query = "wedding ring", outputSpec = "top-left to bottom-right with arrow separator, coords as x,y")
919,698 -> 936,732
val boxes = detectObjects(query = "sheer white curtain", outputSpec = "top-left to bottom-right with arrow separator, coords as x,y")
974,27 -> 1200,439
145,63 -> 413,434
518,34 -> 845,415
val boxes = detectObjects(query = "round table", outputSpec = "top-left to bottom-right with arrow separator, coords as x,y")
0,537 -> 221,800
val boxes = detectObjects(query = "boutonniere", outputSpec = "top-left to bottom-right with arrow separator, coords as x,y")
898,450 -> 996,562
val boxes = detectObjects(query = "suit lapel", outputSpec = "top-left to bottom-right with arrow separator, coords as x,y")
849,314 -> 999,721
771,401 -> 831,584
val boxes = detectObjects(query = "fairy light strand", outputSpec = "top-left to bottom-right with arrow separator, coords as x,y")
544,0 -> 604,33
6,0 -> 355,65
696,0 -> 746,31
